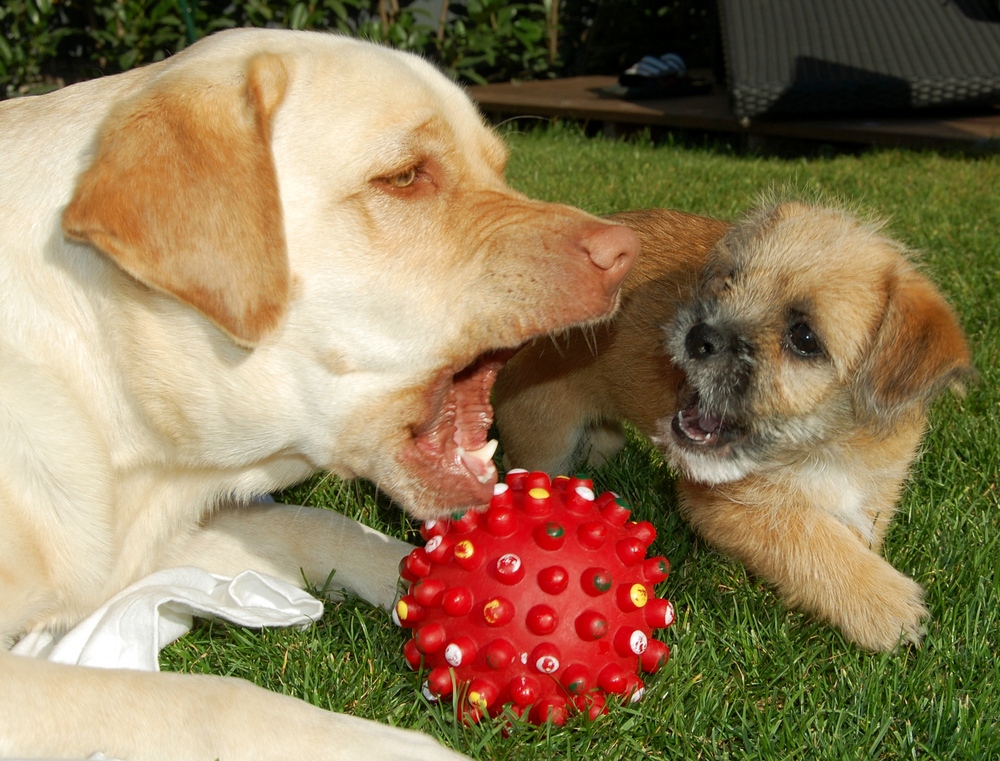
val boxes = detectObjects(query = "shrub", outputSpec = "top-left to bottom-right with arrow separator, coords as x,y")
0,0 -> 75,97
0,0 -> 713,98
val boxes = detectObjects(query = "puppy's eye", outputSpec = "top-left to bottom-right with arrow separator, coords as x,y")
385,167 -> 417,188
787,322 -> 822,357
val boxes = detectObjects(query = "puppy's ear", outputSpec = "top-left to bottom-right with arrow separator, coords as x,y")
854,265 -> 973,422
63,53 -> 290,348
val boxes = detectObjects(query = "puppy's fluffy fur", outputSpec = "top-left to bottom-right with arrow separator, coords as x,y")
494,202 -> 973,651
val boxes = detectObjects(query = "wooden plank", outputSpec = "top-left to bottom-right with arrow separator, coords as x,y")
467,76 -> 1000,149
748,108 -> 1000,148
468,76 -> 736,131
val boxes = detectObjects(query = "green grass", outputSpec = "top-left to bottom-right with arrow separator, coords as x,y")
160,127 -> 1000,760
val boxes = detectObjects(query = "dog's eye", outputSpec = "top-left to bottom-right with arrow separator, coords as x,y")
787,322 -> 822,357
385,167 -> 418,188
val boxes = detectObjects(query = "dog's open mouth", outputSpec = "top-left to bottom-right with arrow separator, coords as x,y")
671,395 -> 742,449
409,349 -> 516,505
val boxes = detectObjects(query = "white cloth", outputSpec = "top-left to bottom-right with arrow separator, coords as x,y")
5,567 -> 324,761
11,566 -> 324,670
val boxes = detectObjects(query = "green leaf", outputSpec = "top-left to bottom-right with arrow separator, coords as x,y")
119,47 -> 139,69
289,2 -> 309,29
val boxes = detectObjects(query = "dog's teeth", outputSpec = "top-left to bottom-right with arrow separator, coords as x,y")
462,439 -> 499,464
458,439 -> 499,482
476,461 -> 497,484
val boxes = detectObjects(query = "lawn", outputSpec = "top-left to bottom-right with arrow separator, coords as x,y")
161,126 -> 1000,760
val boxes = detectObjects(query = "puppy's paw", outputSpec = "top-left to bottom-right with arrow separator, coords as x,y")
838,566 -> 929,651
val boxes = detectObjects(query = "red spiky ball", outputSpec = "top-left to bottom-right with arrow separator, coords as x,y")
395,469 -> 675,725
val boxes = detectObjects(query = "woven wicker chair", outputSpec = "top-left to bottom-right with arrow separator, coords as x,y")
718,0 -> 1000,119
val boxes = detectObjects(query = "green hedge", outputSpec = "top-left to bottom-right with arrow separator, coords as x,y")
0,0 -> 716,98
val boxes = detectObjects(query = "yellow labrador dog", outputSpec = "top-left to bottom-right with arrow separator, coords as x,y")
0,29 -> 638,759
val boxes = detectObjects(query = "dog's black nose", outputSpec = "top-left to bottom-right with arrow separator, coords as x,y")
685,322 -> 727,360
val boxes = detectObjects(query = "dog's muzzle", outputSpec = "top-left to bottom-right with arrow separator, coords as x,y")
683,320 -> 752,391
671,318 -> 755,435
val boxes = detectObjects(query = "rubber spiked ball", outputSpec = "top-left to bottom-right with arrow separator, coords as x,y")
395,469 -> 676,725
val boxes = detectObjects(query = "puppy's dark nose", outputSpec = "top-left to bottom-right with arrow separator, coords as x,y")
685,322 -> 728,360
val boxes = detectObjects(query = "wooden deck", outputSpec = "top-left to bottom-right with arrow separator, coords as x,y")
467,76 -> 1000,150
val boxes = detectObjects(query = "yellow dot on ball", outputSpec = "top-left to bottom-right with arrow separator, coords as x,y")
528,487 -> 550,500
483,599 -> 502,624
454,540 -> 474,559
630,583 -> 648,608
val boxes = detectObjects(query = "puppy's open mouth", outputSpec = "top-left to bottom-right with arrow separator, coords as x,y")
409,349 -> 516,505
671,394 -> 744,450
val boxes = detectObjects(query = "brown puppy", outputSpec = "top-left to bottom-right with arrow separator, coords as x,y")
494,202 -> 973,651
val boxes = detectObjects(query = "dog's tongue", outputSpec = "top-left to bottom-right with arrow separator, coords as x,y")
697,411 -> 722,433
677,401 -> 723,443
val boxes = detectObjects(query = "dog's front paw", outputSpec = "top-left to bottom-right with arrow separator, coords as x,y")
837,565 -> 929,651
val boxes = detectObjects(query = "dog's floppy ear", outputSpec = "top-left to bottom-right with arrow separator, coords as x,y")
63,53 -> 290,348
854,265 -> 973,422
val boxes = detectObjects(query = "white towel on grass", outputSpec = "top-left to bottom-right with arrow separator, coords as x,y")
7,566 -> 324,761
11,565 -> 325,669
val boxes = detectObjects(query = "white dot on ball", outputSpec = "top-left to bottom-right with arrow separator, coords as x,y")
444,644 -> 463,667
497,553 -> 521,573
574,486 -> 595,501
425,536 -> 442,553
422,683 -> 439,702
630,630 -> 648,655
493,482 -> 510,496
630,687 -> 645,703
536,656 -> 560,674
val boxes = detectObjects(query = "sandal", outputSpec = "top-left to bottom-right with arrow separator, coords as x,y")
599,53 -> 711,100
